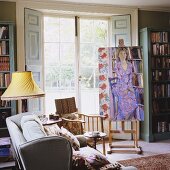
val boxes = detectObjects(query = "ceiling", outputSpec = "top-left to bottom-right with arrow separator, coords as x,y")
49,0 -> 170,10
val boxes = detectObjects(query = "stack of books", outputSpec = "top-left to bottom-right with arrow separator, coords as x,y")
0,137 -> 12,162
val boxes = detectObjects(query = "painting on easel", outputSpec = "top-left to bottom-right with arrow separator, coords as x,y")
99,45 -> 144,121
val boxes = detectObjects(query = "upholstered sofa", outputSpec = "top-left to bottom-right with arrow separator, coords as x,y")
6,112 -> 137,170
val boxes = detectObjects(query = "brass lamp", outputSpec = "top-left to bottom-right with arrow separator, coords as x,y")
1,71 -> 45,112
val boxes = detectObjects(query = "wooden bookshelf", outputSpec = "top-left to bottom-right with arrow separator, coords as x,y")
140,27 -> 170,142
0,22 -> 16,137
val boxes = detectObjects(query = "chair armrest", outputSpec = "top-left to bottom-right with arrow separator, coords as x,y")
62,117 -> 85,123
19,136 -> 72,170
77,113 -> 106,119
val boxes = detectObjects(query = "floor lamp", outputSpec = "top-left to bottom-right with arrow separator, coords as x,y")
1,71 -> 45,113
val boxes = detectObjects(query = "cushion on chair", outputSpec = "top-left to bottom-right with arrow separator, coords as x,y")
43,124 -> 61,136
21,115 -> 47,142
62,112 -> 78,120
60,127 -> 80,151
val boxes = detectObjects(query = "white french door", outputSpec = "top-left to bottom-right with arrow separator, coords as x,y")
44,15 -> 108,115
44,16 -> 76,114
79,18 -> 108,114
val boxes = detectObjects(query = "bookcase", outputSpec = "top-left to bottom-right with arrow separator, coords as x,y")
140,27 -> 170,142
0,22 -> 16,136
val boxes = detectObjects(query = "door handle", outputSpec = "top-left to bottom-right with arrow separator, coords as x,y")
79,75 -> 82,81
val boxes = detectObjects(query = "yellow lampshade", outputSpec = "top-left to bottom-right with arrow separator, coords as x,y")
1,71 -> 45,100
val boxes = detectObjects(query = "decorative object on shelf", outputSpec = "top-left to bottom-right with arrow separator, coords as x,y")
1,71 -> 45,112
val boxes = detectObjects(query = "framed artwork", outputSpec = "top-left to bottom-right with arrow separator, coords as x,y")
99,46 -> 144,121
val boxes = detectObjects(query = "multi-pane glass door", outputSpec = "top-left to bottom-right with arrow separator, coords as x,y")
44,16 -> 108,115
44,16 -> 76,114
79,18 -> 108,114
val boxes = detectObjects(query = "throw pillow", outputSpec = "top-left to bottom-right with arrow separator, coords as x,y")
21,115 -> 46,142
60,127 -> 80,151
44,124 -> 61,136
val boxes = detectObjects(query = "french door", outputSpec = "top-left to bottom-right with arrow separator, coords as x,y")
44,16 -> 108,115
79,18 -> 108,114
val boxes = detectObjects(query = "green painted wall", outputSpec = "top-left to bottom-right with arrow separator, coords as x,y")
0,1 -> 16,22
139,10 -> 170,29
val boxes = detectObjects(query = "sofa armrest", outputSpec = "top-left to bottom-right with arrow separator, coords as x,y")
75,135 -> 87,147
19,136 -> 72,170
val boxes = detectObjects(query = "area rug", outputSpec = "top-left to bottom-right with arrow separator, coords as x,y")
117,153 -> 170,170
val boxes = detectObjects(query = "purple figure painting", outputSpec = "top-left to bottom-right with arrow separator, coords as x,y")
108,47 -> 144,121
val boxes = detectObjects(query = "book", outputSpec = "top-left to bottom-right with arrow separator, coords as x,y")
0,137 -> 10,148
129,47 -> 141,59
151,32 -> 168,43
132,60 -> 142,73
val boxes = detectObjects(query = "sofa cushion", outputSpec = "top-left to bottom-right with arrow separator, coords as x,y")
21,115 -> 46,142
44,124 -> 61,136
60,127 -> 80,151
8,112 -> 34,130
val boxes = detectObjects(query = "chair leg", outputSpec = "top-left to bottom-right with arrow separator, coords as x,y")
102,137 -> 106,155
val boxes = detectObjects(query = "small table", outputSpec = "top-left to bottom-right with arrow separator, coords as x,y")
84,131 -> 107,155
42,118 -> 62,127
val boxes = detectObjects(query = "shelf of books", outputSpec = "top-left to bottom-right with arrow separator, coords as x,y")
0,22 -> 16,137
140,27 -> 170,142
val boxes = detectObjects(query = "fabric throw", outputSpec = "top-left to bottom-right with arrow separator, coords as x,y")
43,124 -> 61,136
60,127 -> 80,151
72,151 -> 121,170
72,152 -> 121,170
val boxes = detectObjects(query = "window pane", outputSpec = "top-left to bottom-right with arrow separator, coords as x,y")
44,42 -> 59,65
60,18 -> 75,42
80,44 -> 95,66
94,20 -> 108,45
60,66 -> 75,90
80,20 -> 93,43
60,43 -> 75,65
44,17 -> 59,42
45,66 -> 60,89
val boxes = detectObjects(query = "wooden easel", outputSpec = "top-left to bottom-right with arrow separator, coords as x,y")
107,120 -> 142,154
107,39 -> 142,154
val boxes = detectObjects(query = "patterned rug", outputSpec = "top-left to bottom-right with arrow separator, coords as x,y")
117,153 -> 170,170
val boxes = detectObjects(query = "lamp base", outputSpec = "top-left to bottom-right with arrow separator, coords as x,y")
22,99 -> 28,112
